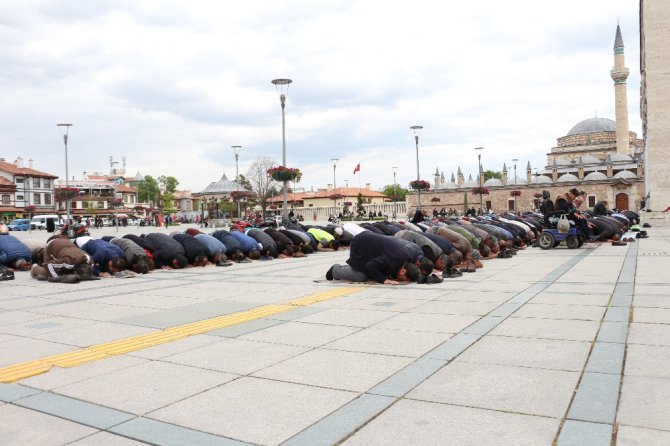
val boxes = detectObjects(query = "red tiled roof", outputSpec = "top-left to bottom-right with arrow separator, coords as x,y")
0,160 -> 58,179
114,184 -> 138,193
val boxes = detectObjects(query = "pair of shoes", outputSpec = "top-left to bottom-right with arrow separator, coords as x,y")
446,269 -> 463,278
325,266 -> 334,281
612,240 -> 627,246
497,251 -> 511,259
643,223 -> 651,228
0,270 -> 15,281
460,263 -> 476,273
425,273 -> 443,284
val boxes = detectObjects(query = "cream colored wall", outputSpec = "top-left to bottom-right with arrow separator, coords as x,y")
642,0 -> 670,215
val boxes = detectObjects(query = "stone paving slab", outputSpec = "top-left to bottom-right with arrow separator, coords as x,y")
1,225 -> 669,445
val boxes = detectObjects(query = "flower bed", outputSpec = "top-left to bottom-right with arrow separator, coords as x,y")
328,193 -> 344,200
471,187 -> 490,195
430,197 -> 441,202
510,190 -> 522,197
267,166 -> 302,182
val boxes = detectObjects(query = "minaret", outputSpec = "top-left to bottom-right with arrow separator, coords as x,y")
610,23 -> 630,154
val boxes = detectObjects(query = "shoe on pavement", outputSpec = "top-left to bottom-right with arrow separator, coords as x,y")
325,266 -> 334,281
612,240 -> 627,246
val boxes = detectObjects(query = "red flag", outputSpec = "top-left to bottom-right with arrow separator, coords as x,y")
353,163 -> 360,174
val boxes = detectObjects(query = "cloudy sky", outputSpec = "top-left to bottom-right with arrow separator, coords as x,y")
1,0 -> 641,194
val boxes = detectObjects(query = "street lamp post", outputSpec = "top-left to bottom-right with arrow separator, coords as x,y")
475,147 -> 484,214
331,158 -> 338,215
271,78 -> 293,220
511,158 -> 519,212
232,145 -> 242,219
392,166 -> 398,219
410,126 -> 423,213
57,123 -> 73,223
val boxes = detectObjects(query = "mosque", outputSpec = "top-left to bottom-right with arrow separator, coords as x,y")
410,23 -> 646,215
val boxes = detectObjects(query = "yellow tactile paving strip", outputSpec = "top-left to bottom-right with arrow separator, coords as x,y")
0,286 -> 362,383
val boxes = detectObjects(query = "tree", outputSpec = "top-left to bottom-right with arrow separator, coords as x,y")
483,170 -> 502,181
136,175 -> 160,205
382,184 -> 407,201
356,193 -> 365,216
247,156 -> 280,215
158,175 -> 179,194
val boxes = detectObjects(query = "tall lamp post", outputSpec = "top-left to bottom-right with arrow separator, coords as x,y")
232,145 -> 242,219
410,125 -> 423,212
331,158 -> 338,214
392,166 -> 398,219
57,123 -> 73,223
271,78 -> 292,219
511,158 -> 519,212
475,147 -> 484,214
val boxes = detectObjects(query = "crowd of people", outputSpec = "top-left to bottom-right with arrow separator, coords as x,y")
0,187 -> 646,284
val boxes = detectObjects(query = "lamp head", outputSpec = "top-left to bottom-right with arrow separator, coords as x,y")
272,79 -> 292,105
231,145 -> 242,156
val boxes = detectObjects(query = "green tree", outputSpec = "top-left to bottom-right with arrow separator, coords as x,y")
136,175 -> 160,206
483,170 -> 502,181
158,175 -> 179,194
356,193 -> 365,216
382,184 -> 407,201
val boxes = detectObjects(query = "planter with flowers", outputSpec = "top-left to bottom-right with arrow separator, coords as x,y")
328,193 -> 344,201
510,190 -> 522,197
533,192 -> 543,199
55,187 -> 79,201
267,166 -> 302,182
471,187 -> 490,195
409,180 -> 431,191
430,197 -> 441,203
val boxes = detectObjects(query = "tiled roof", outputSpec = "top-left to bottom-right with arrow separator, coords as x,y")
0,160 -> 58,179
114,184 -> 138,193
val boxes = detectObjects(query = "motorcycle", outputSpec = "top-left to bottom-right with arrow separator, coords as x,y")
58,222 -> 91,239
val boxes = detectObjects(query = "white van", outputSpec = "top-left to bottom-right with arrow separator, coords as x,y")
30,215 -> 61,230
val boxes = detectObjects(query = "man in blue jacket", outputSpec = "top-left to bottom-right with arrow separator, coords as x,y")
76,237 -> 126,277
0,233 -> 32,272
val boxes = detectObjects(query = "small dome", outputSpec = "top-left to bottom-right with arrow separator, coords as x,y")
198,173 -> 242,194
436,182 -> 458,190
461,180 -> 479,188
608,153 -> 633,163
556,173 -> 580,183
530,175 -> 552,184
484,178 -> 503,187
614,170 -> 638,179
580,155 -> 602,165
567,117 -> 616,136
510,177 -> 528,185
553,157 -> 574,167
583,172 -> 608,181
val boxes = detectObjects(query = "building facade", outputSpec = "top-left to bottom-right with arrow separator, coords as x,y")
0,157 -> 58,219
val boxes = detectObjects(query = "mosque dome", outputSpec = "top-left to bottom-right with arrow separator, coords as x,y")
553,157 -> 574,167
580,155 -> 602,165
510,177 -> 528,186
483,178 -> 503,187
556,173 -> 580,183
608,153 -> 634,163
530,175 -> 552,184
614,170 -> 638,179
567,117 -> 616,136
199,173 -> 242,194
437,182 -> 458,190
583,172 -> 608,181
461,180 -> 479,188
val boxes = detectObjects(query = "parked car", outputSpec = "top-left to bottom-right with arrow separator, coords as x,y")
30,214 -> 60,230
7,218 -> 30,231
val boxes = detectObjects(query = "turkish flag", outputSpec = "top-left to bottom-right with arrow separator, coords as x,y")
353,163 -> 360,174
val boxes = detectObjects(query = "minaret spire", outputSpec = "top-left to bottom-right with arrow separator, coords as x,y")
611,23 -> 630,154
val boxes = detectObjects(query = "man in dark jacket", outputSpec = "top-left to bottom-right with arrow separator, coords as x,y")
245,228 -> 278,259
327,231 -> 419,283
172,233 -> 209,266
142,232 -> 188,269
211,230 -> 247,261
264,228 -> 298,257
